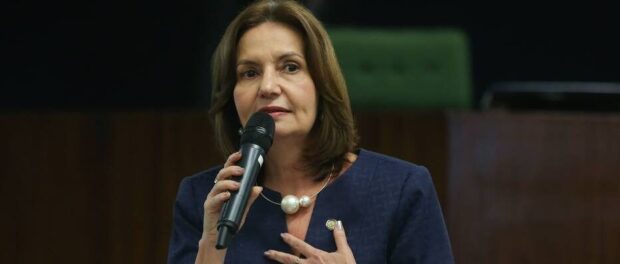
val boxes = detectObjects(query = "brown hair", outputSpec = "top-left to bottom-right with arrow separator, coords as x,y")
209,0 -> 358,180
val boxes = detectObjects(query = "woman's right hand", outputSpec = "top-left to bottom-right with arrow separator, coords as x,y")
196,151 -> 263,263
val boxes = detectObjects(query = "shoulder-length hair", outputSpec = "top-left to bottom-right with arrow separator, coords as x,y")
209,0 -> 358,180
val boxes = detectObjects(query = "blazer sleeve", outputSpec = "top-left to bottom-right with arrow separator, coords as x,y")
388,166 -> 454,264
168,177 -> 203,264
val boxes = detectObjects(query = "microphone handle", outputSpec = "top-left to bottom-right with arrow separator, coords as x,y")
215,143 -> 265,249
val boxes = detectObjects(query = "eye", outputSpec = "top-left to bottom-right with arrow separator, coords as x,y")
283,63 -> 300,73
240,69 -> 258,79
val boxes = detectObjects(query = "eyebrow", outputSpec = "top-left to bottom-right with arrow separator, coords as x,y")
236,52 -> 305,67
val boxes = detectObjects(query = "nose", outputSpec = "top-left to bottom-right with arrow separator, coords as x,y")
258,67 -> 281,98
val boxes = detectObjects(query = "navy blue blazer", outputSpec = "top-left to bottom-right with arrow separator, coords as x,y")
168,149 -> 454,263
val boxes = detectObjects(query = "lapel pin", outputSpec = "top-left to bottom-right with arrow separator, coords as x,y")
325,219 -> 338,231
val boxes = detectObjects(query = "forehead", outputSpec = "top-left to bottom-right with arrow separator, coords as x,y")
236,22 -> 305,59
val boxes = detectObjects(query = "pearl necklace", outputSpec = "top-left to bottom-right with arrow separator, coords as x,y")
260,167 -> 335,215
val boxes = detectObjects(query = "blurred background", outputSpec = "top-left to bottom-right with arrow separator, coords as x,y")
2,0 -> 619,263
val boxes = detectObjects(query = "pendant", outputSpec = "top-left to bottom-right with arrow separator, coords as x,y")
299,195 -> 311,207
281,195 -> 300,214
280,195 -> 314,214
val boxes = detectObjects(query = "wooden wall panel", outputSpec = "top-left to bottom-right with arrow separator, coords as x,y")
447,112 -> 620,264
0,112 -> 218,263
8,110 -> 618,264
0,113 -> 105,263
101,112 -> 218,263
0,110 -> 447,263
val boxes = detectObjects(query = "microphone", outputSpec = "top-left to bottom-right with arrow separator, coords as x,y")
215,111 -> 275,249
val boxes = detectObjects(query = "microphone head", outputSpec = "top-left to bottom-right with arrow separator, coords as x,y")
240,111 -> 275,152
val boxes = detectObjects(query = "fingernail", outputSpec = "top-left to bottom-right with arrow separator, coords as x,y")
236,168 -> 245,174
280,233 -> 286,238
336,220 -> 344,231
264,251 -> 270,256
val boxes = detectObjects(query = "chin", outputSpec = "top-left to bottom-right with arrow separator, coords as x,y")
273,128 -> 310,140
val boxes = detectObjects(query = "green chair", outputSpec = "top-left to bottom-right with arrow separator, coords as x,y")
328,28 -> 472,109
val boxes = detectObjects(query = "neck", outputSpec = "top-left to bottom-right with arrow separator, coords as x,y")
263,137 -> 317,196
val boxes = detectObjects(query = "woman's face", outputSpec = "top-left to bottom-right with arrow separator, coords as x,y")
234,22 -> 317,141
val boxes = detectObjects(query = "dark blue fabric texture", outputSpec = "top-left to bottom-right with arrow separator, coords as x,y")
168,149 -> 454,263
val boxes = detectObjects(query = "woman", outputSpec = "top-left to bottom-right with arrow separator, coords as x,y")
168,1 -> 453,263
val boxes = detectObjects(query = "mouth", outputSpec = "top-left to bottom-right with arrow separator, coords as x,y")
259,106 -> 291,117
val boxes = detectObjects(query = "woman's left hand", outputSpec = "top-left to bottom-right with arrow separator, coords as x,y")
264,220 -> 356,264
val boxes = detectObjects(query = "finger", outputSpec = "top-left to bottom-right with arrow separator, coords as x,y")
203,191 -> 231,215
214,166 -> 244,183
207,180 -> 240,199
264,250 -> 301,264
333,220 -> 351,252
280,233 -> 318,257
224,151 -> 242,167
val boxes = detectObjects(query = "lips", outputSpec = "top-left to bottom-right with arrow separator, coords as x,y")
259,106 -> 290,113
259,106 -> 291,116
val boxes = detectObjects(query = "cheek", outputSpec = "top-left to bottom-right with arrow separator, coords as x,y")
308,82 -> 318,112
233,88 -> 250,126
303,85 -> 318,121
